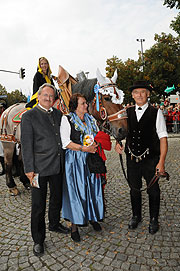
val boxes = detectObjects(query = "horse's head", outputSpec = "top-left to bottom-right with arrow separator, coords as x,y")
89,69 -> 128,141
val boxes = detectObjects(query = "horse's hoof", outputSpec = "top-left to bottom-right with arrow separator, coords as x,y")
9,187 -> 20,196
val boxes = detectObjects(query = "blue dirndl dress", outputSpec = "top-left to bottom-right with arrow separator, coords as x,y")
61,114 -> 104,225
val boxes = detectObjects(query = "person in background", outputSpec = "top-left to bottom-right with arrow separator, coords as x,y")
115,80 -> 168,234
26,57 -> 55,108
0,141 -> 5,175
0,103 -> 6,175
21,83 -> 70,257
166,106 -> 173,132
60,93 -> 105,242
172,106 -> 180,133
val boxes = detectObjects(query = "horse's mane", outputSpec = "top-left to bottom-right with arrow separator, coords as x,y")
72,78 -> 97,103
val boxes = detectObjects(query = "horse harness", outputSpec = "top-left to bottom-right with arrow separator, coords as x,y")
0,103 -> 23,144
91,82 -> 127,134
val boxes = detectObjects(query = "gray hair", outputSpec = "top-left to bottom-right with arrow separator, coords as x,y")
38,83 -> 56,96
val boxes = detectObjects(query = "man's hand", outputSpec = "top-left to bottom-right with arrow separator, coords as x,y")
25,172 -> 35,185
115,142 -> 124,154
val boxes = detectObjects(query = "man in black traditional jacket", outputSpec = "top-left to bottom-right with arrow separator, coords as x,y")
21,83 -> 70,257
115,81 -> 168,234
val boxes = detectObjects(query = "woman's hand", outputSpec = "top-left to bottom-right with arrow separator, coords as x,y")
83,143 -> 98,153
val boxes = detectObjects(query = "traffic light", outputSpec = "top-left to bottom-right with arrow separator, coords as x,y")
19,68 -> 25,79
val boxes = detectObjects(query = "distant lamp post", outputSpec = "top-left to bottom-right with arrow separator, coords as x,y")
136,38 -> 145,71
85,72 -> 89,79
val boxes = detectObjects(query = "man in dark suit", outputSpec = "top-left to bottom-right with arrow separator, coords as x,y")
115,81 -> 168,234
21,83 -> 70,257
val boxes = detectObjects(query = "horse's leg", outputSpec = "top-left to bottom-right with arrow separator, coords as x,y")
0,156 -> 5,175
2,142 -> 20,196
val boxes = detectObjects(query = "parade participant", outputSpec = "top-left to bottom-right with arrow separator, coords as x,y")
0,103 -> 6,175
26,57 -> 54,108
0,141 -> 5,176
166,107 -> 173,132
21,83 -> 70,257
115,80 -> 168,234
60,93 -> 104,242
172,106 -> 180,133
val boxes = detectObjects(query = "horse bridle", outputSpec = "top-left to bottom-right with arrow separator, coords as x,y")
91,83 -> 127,135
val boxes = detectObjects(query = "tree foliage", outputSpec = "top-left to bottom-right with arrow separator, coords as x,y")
163,0 -> 180,36
170,13 -> 180,34
106,56 -> 143,103
163,0 -> 180,9
105,33 -> 180,104
0,84 -> 27,107
144,32 -> 180,99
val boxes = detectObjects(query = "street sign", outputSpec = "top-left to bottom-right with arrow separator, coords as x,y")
169,95 -> 180,104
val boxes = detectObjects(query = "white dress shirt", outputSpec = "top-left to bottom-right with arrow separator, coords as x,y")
135,103 -> 168,139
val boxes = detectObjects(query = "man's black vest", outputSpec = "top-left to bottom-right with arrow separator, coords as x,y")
125,105 -> 160,160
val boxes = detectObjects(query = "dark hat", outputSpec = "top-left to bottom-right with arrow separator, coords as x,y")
129,80 -> 153,92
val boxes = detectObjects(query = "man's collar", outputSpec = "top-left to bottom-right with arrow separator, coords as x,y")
38,103 -> 53,112
135,102 -> 148,111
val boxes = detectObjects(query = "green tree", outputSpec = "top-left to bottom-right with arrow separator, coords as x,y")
105,33 -> 180,104
143,32 -> 180,100
163,0 -> 180,9
170,13 -> 180,34
163,0 -> 180,35
0,84 -> 27,107
106,56 -> 143,103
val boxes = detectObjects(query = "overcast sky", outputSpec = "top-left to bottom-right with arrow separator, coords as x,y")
0,0 -> 178,97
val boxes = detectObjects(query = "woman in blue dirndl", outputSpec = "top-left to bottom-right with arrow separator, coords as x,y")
60,93 -> 104,242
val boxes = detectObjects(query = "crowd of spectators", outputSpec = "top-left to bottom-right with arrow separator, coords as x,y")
160,102 -> 180,133
124,100 -> 180,133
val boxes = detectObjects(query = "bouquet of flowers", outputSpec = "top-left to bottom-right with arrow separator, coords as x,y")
83,134 -> 94,146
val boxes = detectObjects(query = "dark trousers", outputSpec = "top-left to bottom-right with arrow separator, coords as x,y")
31,173 -> 63,245
127,155 -> 160,220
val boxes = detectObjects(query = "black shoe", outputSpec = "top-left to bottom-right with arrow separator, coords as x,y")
90,221 -> 102,232
149,218 -> 159,234
128,216 -> 141,229
49,223 -> 70,234
33,243 -> 44,257
71,228 -> 80,242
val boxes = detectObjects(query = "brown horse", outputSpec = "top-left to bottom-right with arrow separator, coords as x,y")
71,69 -> 128,141
0,69 -> 127,195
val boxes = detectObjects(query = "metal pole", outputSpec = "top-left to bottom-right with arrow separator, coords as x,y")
136,39 -> 145,71
0,69 -> 19,75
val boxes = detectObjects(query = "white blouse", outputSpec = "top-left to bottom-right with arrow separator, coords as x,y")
60,115 -> 72,149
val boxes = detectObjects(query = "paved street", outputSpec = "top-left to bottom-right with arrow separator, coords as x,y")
0,136 -> 180,271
